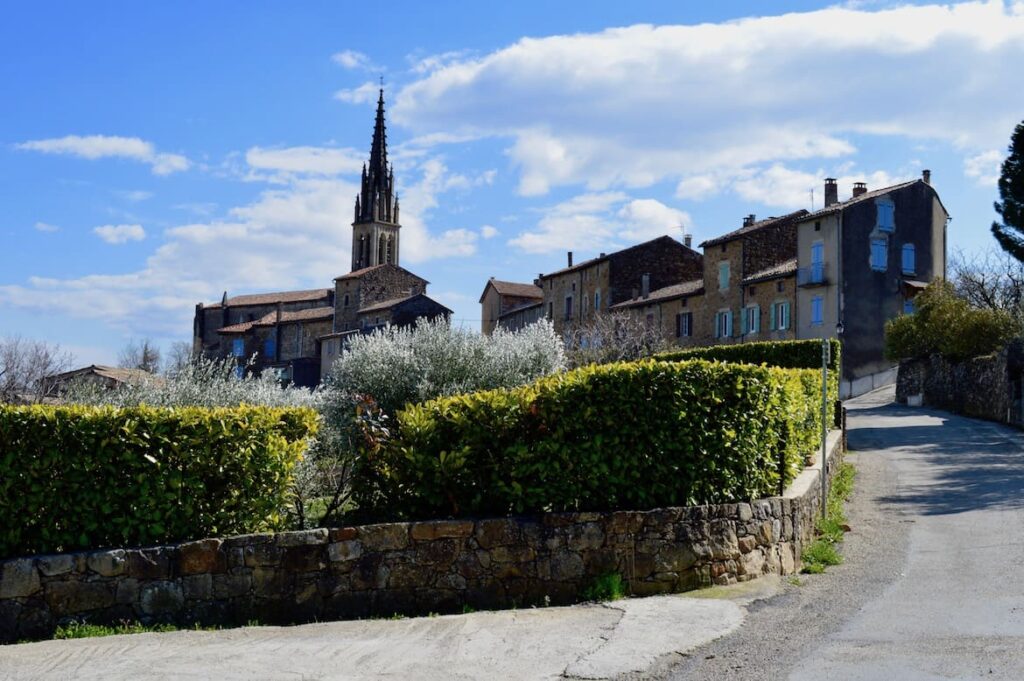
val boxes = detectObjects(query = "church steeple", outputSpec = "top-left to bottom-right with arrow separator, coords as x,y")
351,88 -> 400,271
355,88 -> 397,226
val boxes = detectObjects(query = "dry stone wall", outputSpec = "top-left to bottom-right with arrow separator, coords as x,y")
0,441 -> 841,642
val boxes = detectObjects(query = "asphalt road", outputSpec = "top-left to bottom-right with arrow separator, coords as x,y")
659,386 -> 1024,681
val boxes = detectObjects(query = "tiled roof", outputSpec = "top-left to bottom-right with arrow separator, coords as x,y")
700,210 -> 809,248
480,279 -> 542,303
797,180 -> 920,220
496,300 -> 544,320
358,294 -> 419,314
540,235 -> 688,279
205,288 -> 332,309
51,365 -> 159,385
743,258 -> 798,284
334,263 -> 429,283
359,293 -> 454,315
610,278 -> 705,310
217,306 -> 335,335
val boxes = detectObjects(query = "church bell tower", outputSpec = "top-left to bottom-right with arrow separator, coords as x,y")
351,89 -> 400,271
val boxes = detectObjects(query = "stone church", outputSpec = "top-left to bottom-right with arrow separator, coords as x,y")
192,90 -> 451,387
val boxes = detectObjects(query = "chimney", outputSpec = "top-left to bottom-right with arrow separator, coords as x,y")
922,169 -> 931,185
684,234 -> 692,248
852,182 -> 867,198
641,273 -> 651,299
824,178 -> 838,207
567,251 -> 573,267
742,214 -> 756,227
599,252 -> 606,258
632,286 -> 639,300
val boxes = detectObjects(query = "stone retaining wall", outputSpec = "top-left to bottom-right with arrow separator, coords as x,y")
0,435 -> 842,642
896,345 -> 1023,426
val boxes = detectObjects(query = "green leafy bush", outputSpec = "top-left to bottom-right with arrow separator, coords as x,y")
352,358 -> 827,521
657,338 -> 841,373
0,404 -> 318,558
885,280 -> 1017,361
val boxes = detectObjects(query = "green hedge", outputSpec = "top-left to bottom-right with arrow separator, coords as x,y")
352,359 -> 828,521
657,339 -> 841,373
0,405 -> 318,559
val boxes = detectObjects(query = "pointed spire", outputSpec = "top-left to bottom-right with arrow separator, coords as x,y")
368,88 -> 388,178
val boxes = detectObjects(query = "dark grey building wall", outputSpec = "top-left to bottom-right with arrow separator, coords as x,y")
840,182 -> 944,380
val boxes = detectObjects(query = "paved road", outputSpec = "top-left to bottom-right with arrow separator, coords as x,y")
660,386 -> 1024,680
0,589 -> 757,680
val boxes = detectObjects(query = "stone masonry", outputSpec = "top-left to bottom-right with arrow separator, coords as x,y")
0,437 -> 841,642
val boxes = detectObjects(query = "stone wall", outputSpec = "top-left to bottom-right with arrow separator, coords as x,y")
0,435 -> 842,643
896,346 -> 1023,426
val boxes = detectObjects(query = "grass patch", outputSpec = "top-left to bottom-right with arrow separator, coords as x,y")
582,572 -> 626,602
801,462 -> 855,574
54,621 -> 184,640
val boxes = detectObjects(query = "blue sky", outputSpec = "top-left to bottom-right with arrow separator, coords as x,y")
2,1 -> 1023,365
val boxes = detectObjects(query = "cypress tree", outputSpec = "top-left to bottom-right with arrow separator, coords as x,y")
992,121 -> 1024,262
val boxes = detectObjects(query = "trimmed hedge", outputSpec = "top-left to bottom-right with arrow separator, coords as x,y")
657,339 -> 841,373
353,358 -> 828,521
0,405 -> 318,559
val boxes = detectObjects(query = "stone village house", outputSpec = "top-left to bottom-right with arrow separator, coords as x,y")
193,91 -> 451,386
484,173 -> 948,398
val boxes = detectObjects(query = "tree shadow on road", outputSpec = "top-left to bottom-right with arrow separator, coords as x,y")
848,402 -> 1024,516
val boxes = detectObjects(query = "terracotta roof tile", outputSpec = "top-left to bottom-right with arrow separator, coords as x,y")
743,258 -> 798,284
218,306 -> 334,334
205,288 -> 332,309
700,210 -> 809,248
610,279 -> 705,310
481,279 -> 542,303
797,179 -> 920,220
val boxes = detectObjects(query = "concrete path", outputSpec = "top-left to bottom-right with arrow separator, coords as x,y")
0,586 -> 770,680
664,386 -> 1024,680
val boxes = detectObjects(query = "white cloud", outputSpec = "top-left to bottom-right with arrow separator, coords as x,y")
509,192 -> 688,254
94,224 -> 146,244
480,224 -> 499,239
114,190 -> 153,202
964,149 -> 1004,186
334,81 -> 381,104
732,165 -> 907,210
245,146 -> 365,177
33,222 -> 59,233
16,135 -> 190,175
0,150 -> 479,337
332,49 -> 380,72
392,1 -> 1024,196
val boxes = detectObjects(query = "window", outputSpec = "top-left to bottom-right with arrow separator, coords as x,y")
811,241 -> 825,282
777,281 -> 784,293
645,313 -> 655,328
594,290 -> 601,311
264,337 -> 276,359
715,310 -> 733,338
232,338 -> 244,357
902,243 -> 916,275
748,286 -> 756,296
811,296 -> 824,325
343,294 -> 350,308
770,301 -> 791,331
233,365 -> 244,379
547,302 -> 553,319
877,198 -> 895,232
564,296 -> 573,320
745,305 -> 760,334
814,221 -> 821,232
676,312 -> 693,338
904,299 -> 916,315
870,238 -> 888,271
718,262 -> 730,291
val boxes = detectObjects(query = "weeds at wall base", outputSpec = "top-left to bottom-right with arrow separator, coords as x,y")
801,462 -> 855,574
